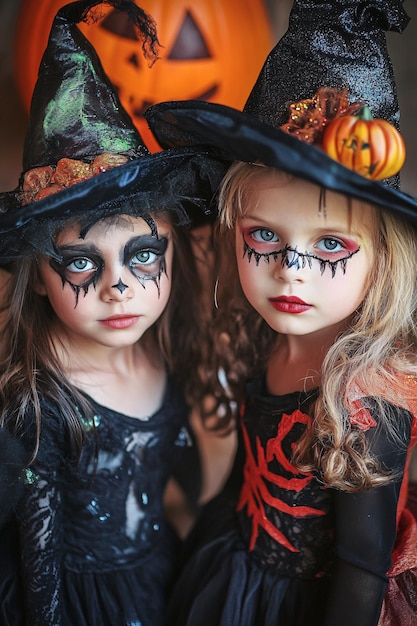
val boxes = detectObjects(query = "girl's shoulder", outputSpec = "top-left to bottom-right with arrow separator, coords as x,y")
347,372 -> 417,435
22,395 -> 74,469
348,372 -> 417,410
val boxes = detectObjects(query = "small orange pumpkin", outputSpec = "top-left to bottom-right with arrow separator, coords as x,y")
322,106 -> 406,180
14,0 -> 273,151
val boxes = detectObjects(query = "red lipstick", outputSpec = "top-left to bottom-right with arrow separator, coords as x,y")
269,296 -> 311,314
100,315 -> 139,329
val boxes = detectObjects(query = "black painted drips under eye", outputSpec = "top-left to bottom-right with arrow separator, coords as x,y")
49,246 -> 104,306
48,231 -> 170,307
124,235 -> 169,297
243,241 -> 360,278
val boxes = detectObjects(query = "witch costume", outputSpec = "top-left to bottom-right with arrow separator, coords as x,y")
145,1 -> 417,624
0,1 -> 226,625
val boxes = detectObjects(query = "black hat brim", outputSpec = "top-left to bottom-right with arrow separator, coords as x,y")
146,100 -> 417,225
0,146 -> 228,262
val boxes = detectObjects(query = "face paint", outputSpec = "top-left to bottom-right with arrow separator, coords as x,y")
141,214 -> 158,237
49,216 -> 169,306
242,239 -> 360,278
49,244 -> 104,305
37,215 -> 174,352
112,278 -> 128,293
235,174 -> 375,340
123,234 -> 168,296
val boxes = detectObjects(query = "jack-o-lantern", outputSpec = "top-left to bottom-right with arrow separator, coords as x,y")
14,0 -> 273,151
322,106 -> 406,180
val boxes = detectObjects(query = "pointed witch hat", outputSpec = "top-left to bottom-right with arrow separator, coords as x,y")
145,0 -> 417,224
0,0 -> 227,261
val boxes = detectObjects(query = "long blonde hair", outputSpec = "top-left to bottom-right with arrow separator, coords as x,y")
213,161 -> 417,489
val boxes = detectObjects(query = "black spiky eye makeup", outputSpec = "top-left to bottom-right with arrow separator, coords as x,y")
123,234 -> 168,289
49,216 -> 169,306
241,227 -> 360,277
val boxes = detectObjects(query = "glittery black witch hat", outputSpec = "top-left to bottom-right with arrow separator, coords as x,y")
145,0 -> 417,223
0,0 -> 227,262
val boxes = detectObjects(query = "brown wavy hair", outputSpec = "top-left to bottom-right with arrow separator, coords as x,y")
0,212 -> 206,463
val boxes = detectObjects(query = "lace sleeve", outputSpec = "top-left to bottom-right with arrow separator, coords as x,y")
324,398 -> 412,626
15,406 -> 70,626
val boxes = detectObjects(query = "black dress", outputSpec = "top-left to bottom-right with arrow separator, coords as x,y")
0,379 -> 192,626
168,376 -> 417,626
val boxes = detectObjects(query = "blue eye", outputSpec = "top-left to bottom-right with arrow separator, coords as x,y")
316,238 -> 344,253
130,250 -> 158,266
66,257 -> 96,273
251,228 -> 279,243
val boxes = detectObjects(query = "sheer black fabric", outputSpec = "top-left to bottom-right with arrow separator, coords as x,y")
0,379 -> 191,626
168,376 -> 412,626
0,429 -> 26,527
324,399 -> 410,624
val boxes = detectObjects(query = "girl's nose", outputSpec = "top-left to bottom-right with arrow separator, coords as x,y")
112,278 -> 129,294
100,268 -> 133,302
272,248 -> 306,282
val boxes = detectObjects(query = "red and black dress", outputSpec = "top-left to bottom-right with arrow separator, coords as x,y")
168,376 -> 417,626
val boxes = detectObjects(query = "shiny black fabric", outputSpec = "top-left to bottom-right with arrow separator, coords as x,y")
0,147 -> 227,263
0,0 -> 228,263
146,98 -> 417,225
244,0 -> 408,189
0,380 -> 189,626
168,377 -> 411,626
244,0 -> 409,133
24,1 -> 149,169
145,0 -> 417,224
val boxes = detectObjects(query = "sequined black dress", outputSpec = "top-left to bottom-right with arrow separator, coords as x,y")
168,376 -> 417,626
0,380 -> 191,626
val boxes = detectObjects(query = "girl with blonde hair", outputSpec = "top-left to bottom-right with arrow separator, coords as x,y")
146,0 -> 417,622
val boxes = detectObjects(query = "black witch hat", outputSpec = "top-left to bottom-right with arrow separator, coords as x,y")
145,0 -> 417,224
0,0 -> 227,261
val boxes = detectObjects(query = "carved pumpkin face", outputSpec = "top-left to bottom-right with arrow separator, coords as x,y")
322,106 -> 406,180
14,0 -> 273,151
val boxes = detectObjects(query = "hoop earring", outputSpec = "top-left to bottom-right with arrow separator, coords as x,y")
214,277 -> 219,309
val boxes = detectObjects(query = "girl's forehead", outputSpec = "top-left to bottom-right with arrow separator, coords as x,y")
54,214 -> 172,245
242,179 -> 377,235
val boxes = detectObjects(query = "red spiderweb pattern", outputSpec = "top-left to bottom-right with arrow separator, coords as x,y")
237,408 -> 326,553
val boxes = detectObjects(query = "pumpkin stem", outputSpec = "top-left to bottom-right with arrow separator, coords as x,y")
356,106 -> 374,121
